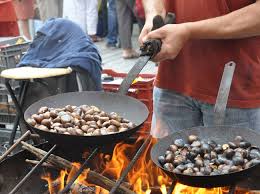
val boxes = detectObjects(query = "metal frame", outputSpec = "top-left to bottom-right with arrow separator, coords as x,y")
9,144 -> 57,194
4,134 -> 242,194
5,79 -> 30,145
59,147 -> 99,194
110,135 -> 152,194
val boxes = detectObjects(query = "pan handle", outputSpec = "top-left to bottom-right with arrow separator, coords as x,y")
118,13 -> 176,95
213,61 -> 236,126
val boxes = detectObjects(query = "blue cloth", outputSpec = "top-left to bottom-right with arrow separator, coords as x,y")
18,18 -> 102,90
106,0 -> 118,45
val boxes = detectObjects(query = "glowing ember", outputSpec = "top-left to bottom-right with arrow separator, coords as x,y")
41,137 -> 249,194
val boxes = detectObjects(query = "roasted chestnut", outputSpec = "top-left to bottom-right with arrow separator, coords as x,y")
224,148 -> 235,159
188,135 -> 199,143
249,148 -> 260,160
169,144 -> 178,152
239,141 -> 251,149
158,156 -> 166,165
29,105 -> 135,136
201,143 -> 211,154
191,141 -> 201,147
232,156 -> 244,166
174,139 -> 185,148
228,142 -> 237,149
159,135 -> 260,176
183,168 -> 193,175
164,163 -> 174,171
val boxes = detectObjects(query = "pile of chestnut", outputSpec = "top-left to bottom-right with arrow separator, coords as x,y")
26,105 -> 136,136
158,135 -> 260,176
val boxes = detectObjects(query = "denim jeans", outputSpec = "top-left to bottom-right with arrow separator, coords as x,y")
106,0 -> 118,45
152,87 -> 260,138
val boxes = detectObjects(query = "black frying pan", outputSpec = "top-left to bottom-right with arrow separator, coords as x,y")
151,62 -> 260,188
24,91 -> 149,147
23,14 -> 176,148
151,126 -> 260,188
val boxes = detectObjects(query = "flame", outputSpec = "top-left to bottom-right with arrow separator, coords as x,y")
41,137 -> 249,194
172,183 -> 226,194
98,137 -> 170,194
41,170 -> 66,194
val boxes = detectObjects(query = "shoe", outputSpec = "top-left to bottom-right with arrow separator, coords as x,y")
89,35 -> 103,42
122,50 -> 139,59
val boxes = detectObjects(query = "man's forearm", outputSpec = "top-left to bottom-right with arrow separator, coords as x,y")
186,1 -> 260,39
142,0 -> 166,21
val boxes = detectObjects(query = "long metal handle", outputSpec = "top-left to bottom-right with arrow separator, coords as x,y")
213,61 -> 236,125
118,13 -> 176,95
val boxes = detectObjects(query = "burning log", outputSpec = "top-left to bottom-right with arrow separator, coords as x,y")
25,159 -> 58,169
21,141 -> 71,170
42,179 -> 96,194
21,142 -> 135,194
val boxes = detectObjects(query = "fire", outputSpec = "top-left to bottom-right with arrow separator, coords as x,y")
41,170 -> 66,194
41,137 -> 248,194
172,183 -> 227,194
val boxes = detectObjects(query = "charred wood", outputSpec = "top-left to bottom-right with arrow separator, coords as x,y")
21,141 -> 135,194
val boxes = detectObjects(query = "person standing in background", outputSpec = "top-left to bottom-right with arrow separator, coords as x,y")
63,0 -> 101,42
12,0 -> 35,40
116,0 -> 139,59
36,0 -> 63,21
106,0 -> 118,48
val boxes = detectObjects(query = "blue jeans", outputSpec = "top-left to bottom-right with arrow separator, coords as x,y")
152,87 -> 260,138
106,0 -> 118,45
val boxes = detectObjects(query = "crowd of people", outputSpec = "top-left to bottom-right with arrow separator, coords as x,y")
12,0 -> 145,59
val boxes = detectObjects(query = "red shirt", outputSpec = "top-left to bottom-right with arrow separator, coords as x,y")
157,0 -> 260,108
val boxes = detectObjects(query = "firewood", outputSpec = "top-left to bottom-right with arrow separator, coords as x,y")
25,159 -> 57,169
21,141 -> 135,194
42,179 -> 96,194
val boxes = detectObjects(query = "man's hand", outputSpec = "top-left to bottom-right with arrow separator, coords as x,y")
142,24 -> 190,62
138,18 -> 153,45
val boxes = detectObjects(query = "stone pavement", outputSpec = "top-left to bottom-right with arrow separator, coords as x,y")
95,26 -> 157,75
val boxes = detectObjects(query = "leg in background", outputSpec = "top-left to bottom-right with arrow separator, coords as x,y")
63,0 -> 87,32
86,0 -> 99,41
116,0 -> 139,59
106,0 -> 118,47
18,20 -> 31,40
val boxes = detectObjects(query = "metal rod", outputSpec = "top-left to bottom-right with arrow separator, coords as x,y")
0,131 -> 31,162
9,81 -> 29,145
228,184 -> 236,194
5,79 -> 26,124
167,180 -> 177,194
109,135 -> 152,194
8,81 -> 25,145
59,147 -> 99,194
9,144 -> 57,194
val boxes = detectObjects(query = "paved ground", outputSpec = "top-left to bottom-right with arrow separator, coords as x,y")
95,25 -> 157,74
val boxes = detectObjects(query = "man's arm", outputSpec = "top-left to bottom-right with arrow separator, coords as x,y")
139,0 -> 166,43
142,0 -> 166,21
142,1 -> 260,62
187,0 -> 260,39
